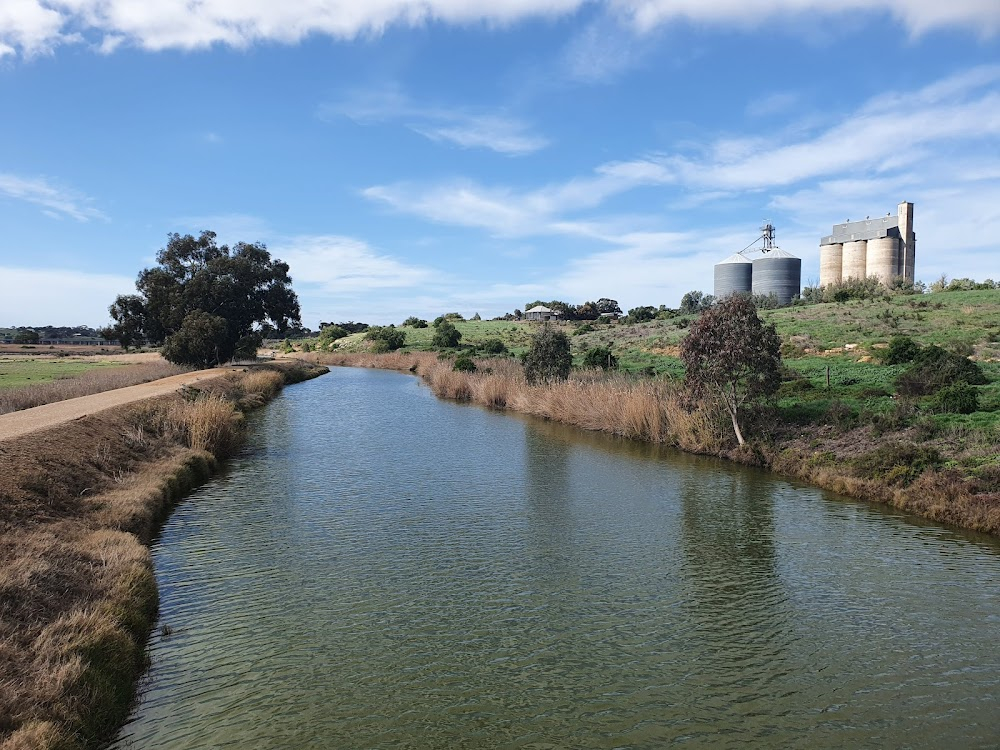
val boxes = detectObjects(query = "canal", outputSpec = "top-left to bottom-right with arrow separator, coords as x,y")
113,367 -> 1000,748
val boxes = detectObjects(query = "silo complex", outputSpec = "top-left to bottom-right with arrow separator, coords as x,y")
714,253 -> 753,298
819,243 -> 843,286
818,202 -> 915,286
752,248 -> 801,305
867,237 -> 899,283
842,241 -> 868,280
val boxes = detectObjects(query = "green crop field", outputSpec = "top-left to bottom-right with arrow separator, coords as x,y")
0,358 -> 121,389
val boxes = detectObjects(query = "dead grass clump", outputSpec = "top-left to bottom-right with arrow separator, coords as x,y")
0,361 -> 188,415
169,395 -> 244,457
237,370 -> 284,405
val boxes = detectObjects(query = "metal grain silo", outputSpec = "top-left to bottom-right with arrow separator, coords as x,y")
866,236 -> 899,284
714,253 -> 753,298
842,240 -> 867,280
752,248 -> 801,304
819,243 -> 843,287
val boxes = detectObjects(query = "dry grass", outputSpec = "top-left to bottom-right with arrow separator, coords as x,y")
0,361 -> 188,415
0,364 -> 326,750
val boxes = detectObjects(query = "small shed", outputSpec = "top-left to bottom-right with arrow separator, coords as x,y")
525,305 -> 562,321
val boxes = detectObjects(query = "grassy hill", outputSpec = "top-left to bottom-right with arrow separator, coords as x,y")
305,288 -> 1000,447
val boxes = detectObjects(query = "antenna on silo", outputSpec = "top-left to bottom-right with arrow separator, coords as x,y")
761,221 -> 776,253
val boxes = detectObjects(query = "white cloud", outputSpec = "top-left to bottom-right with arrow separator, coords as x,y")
322,89 -> 547,155
2,0 -> 997,57
0,173 -> 107,222
0,267 -> 133,326
363,156 -> 674,234
275,234 -> 438,294
614,0 -> 1000,37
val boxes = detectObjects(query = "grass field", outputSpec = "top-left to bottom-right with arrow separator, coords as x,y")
0,358 -> 123,388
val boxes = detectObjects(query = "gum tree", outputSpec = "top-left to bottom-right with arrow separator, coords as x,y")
105,231 -> 300,366
680,294 -> 781,445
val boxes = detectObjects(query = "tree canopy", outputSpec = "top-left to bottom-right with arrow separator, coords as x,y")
680,295 -> 781,445
104,231 -> 300,366
523,325 -> 572,383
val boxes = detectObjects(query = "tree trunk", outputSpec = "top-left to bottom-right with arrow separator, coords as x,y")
729,407 -> 745,445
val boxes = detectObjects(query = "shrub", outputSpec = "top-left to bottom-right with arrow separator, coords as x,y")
573,323 -> 595,336
582,345 -> 618,370
895,345 -> 987,396
402,316 -> 428,328
854,442 -> 942,486
317,324 -> 348,351
453,354 -> 477,372
364,325 -> 406,351
479,338 -> 508,355
879,335 -> 921,365
931,383 -> 980,414
523,325 -> 572,383
432,320 -> 462,348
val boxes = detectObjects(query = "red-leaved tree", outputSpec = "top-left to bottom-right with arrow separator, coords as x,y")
680,295 -> 782,445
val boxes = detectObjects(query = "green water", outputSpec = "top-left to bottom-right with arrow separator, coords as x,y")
113,367 -> 1000,748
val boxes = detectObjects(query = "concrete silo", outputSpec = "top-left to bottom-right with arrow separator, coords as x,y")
752,248 -> 801,304
866,236 -> 899,284
898,201 -> 915,282
819,243 -> 843,287
714,253 -> 753,298
842,240 -> 868,280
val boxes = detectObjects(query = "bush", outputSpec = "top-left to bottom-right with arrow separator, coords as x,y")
317,324 -> 348,351
895,345 -> 987,396
582,346 -> 618,369
854,442 -> 942,486
931,383 -> 980,414
573,323 -> 594,336
879,335 -> 921,365
432,320 -> 462,348
453,354 -> 477,372
402,316 -> 428,328
161,311 -> 232,366
479,338 -> 508,355
523,326 -> 572,383
364,325 -> 406,351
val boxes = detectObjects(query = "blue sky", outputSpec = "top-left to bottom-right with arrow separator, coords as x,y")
1,1 -> 999,327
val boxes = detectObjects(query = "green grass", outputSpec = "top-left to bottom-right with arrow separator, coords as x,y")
0,358 -> 123,389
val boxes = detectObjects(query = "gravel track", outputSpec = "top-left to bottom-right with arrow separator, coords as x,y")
0,368 -> 233,442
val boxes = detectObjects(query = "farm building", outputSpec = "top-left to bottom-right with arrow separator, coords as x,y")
524,305 -> 563,321
819,202 -> 915,286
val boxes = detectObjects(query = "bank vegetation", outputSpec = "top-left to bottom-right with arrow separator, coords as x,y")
0,361 -> 326,750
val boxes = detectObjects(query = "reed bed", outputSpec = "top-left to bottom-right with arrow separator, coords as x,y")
0,361 -> 188,415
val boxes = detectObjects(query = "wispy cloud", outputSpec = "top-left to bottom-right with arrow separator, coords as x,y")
363,156 -> 674,235
275,235 -> 438,294
322,89 -> 548,155
3,0 -> 996,58
0,173 -> 107,222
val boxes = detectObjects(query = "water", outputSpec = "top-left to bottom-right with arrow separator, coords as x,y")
113,367 -> 1000,748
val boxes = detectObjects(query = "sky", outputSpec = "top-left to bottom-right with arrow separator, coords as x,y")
1,1 -> 999,328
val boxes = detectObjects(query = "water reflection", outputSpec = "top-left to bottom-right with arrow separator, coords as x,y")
115,368 -> 1000,749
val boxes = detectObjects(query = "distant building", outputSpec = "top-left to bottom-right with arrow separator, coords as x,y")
819,202 -> 915,286
524,305 -> 562,322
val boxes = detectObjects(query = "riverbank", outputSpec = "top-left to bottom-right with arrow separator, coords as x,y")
0,361 -> 327,750
311,351 -> 999,536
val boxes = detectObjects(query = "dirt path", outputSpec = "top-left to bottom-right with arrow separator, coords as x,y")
0,368 -> 233,442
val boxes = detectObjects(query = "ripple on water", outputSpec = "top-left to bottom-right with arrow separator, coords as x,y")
114,368 -> 1000,749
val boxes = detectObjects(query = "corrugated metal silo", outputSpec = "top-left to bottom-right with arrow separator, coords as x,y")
819,243 -> 843,287
714,253 -> 753,298
866,237 -> 899,284
752,248 -> 801,304
842,240 -> 867,280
